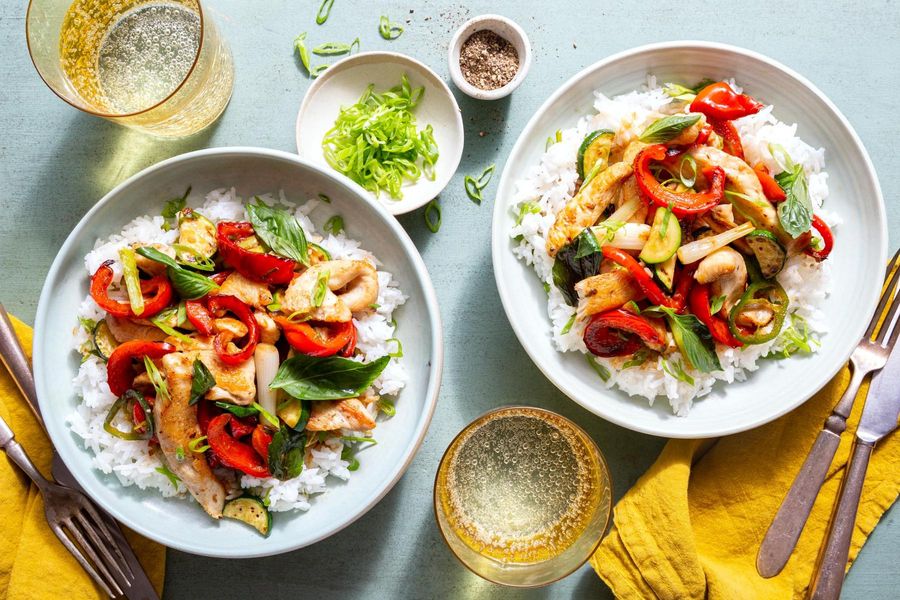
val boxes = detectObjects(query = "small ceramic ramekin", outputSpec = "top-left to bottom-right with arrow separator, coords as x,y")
448,14 -> 532,101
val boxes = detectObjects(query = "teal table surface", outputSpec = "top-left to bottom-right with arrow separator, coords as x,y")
1,1 -> 898,598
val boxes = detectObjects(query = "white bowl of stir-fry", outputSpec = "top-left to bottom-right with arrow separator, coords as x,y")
33,147 -> 442,557
492,42 -> 886,438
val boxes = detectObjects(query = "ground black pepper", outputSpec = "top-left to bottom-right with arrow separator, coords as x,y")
459,30 -> 519,91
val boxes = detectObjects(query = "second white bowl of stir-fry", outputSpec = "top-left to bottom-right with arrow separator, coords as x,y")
492,42 -> 886,438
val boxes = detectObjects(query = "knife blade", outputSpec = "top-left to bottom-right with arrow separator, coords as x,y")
0,305 -> 159,600
858,335 -> 900,443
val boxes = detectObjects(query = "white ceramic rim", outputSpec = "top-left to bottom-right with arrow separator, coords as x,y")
447,14 -> 533,101
491,40 -> 887,438
295,51 -> 464,216
33,146 -> 445,557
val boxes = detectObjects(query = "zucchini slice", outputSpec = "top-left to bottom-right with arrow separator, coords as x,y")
745,229 -> 786,279
92,320 -> 118,361
576,130 -> 615,179
223,496 -> 272,537
656,254 -> 677,291
640,207 -> 682,265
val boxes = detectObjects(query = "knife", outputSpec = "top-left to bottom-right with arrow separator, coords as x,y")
0,305 -> 159,600
809,316 -> 900,600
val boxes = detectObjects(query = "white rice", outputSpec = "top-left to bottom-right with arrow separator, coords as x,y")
70,188 -> 408,512
509,77 -> 837,416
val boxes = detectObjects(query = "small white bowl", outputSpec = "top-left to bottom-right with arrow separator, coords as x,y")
448,14 -> 532,101
296,51 -> 464,216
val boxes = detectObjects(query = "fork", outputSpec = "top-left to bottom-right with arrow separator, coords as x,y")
0,413 -> 132,597
756,248 -> 900,578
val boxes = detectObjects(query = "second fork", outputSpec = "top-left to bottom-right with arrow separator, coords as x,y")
756,249 -> 900,577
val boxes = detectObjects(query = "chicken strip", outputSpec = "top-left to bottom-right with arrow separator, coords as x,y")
105,315 -> 168,343
281,260 -> 378,322
546,161 -> 633,257
306,398 -> 377,432
575,270 -> 643,321
694,247 -> 748,312
156,353 -> 226,518
196,349 -> 256,406
218,271 -> 274,310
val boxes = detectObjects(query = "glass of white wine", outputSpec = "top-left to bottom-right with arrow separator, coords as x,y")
434,406 -> 612,587
26,0 -> 233,137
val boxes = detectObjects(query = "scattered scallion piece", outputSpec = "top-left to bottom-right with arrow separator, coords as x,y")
315,0 -> 335,25
313,39 -> 357,56
586,356 -> 610,382
377,398 -> 396,416
322,74 -> 438,199
464,176 -> 482,204
378,15 -> 403,40
143,356 -> 169,402
317,193 -> 331,204
156,465 -> 180,488
310,64 -> 329,78
424,199 -> 441,233
312,270 -> 330,308
293,33 -> 312,75
252,402 -> 281,429
340,435 -> 378,445
324,215 -> 344,235
386,337 -> 403,358
188,436 -> 210,453
560,313 -> 577,335
118,247 -> 144,316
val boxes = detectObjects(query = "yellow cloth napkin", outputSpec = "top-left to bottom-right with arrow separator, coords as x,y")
591,366 -> 900,599
0,316 -> 166,600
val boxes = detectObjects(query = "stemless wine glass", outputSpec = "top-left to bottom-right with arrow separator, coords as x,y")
26,0 -> 233,137
434,406 -> 612,587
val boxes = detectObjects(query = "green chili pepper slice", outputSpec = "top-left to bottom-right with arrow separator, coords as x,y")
728,281 -> 789,345
104,389 -> 154,441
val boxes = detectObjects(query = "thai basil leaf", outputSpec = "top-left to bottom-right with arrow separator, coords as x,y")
552,228 -> 603,306
135,246 -> 220,299
189,359 -> 216,406
652,306 -> 721,373
268,426 -> 307,480
270,354 -> 390,400
247,198 -> 310,265
775,165 -> 813,238
639,113 -> 702,143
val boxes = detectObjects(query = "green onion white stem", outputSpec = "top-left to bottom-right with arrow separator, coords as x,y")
677,222 -> 754,264
254,344 -> 280,418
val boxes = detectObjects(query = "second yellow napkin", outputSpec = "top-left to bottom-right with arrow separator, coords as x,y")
0,316 -> 166,600
591,366 -> 900,599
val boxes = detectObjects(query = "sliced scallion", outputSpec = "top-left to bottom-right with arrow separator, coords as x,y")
386,337 -> 403,358
143,356 -> 169,402
378,15 -> 403,40
315,0 -> 335,25
424,199 -> 441,233
294,32 -> 311,75
377,398 -> 396,417
118,247 -> 144,316
312,270 -> 330,308
188,436 -> 210,453
324,215 -> 344,235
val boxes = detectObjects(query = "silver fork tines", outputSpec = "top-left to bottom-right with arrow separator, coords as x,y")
757,248 -> 900,578
0,415 -> 132,597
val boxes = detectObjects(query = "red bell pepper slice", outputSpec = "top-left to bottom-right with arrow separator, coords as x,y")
216,222 -> 296,285
689,284 -> 743,348
690,81 -> 764,121
207,295 -> 259,365
197,399 -> 221,435
753,164 -> 787,202
251,425 -> 274,467
695,124 -> 713,146
339,321 -> 358,358
106,340 -> 175,396
210,271 -> 232,286
583,309 -> 666,358
185,300 -> 215,336
602,246 -> 678,310
90,260 -> 173,319
710,119 -> 744,159
207,414 -> 270,478
230,415 -> 257,439
805,215 -> 834,261
634,144 -> 725,217
671,262 -> 698,314
274,316 -> 356,358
